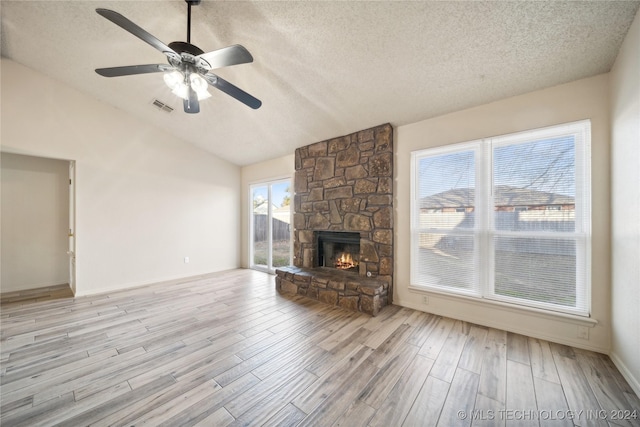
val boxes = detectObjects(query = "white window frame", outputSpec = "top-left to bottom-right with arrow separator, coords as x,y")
410,120 -> 591,316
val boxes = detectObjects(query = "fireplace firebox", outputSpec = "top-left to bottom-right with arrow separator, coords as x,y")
316,231 -> 360,272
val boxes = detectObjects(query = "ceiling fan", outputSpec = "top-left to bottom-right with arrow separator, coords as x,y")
95,0 -> 261,114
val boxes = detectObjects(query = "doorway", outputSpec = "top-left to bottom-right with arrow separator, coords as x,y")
1,153 -> 75,294
250,179 -> 292,273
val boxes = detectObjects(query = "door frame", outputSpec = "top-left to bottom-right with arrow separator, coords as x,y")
249,178 -> 292,274
68,160 -> 76,295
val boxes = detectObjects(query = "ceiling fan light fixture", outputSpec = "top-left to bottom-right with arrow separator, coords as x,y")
190,73 -> 210,98
163,70 -> 182,89
163,70 -> 211,101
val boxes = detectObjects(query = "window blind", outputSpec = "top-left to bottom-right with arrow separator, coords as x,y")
412,143 -> 481,296
411,120 -> 591,316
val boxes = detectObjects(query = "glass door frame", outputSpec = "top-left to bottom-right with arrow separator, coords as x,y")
249,177 -> 293,274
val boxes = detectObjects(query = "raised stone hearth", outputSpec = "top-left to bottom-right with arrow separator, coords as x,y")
275,123 -> 394,316
275,266 -> 388,316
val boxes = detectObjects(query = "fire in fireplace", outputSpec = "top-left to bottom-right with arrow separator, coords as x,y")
317,231 -> 360,272
335,252 -> 357,270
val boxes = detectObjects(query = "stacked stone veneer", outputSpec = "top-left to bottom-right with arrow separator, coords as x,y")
275,123 -> 394,316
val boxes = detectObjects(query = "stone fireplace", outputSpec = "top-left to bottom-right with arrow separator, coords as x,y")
275,124 -> 393,316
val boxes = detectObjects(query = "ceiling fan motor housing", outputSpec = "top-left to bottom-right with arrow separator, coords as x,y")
168,41 -> 211,74
168,41 -> 204,57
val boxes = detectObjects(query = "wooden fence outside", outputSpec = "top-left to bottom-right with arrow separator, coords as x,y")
253,214 -> 291,242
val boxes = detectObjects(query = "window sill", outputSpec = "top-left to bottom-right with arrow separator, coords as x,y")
408,285 -> 598,328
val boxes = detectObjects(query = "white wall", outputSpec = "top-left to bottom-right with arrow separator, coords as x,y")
1,153 -> 69,292
1,59 -> 241,296
396,74 -> 611,353
240,155 -> 294,268
610,10 -> 640,396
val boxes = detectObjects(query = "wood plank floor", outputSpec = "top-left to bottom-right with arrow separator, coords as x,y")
1,269 -> 638,427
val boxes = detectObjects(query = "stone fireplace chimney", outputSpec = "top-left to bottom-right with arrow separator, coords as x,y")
278,123 -> 393,314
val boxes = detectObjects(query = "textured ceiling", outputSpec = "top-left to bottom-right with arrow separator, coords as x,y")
2,1 -> 638,166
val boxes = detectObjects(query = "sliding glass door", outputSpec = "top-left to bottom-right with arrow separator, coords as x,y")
250,179 -> 292,273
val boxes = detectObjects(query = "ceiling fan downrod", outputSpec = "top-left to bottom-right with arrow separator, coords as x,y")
186,0 -> 201,44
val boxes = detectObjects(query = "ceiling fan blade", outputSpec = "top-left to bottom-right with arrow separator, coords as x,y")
197,45 -> 254,70
204,74 -> 262,110
95,64 -> 172,77
96,9 -> 179,60
183,86 -> 200,114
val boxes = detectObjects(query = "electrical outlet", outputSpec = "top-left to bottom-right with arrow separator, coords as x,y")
422,295 -> 429,305
577,326 -> 589,340
184,256 -> 190,264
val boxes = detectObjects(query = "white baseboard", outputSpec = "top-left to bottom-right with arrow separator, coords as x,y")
609,351 -> 640,398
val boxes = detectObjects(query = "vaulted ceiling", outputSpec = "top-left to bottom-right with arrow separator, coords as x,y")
2,1 -> 638,166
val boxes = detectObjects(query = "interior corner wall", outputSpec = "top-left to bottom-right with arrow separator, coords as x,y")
1,153 -> 69,292
396,74 -> 612,353
0,58 -> 241,296
240,155 -> 295,268
610,9 -> 640,396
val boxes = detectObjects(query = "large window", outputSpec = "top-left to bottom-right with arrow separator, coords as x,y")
250,179 -> 292,273
411,121 -> 591,316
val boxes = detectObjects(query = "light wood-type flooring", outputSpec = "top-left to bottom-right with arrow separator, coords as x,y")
1,269 -> 638,426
